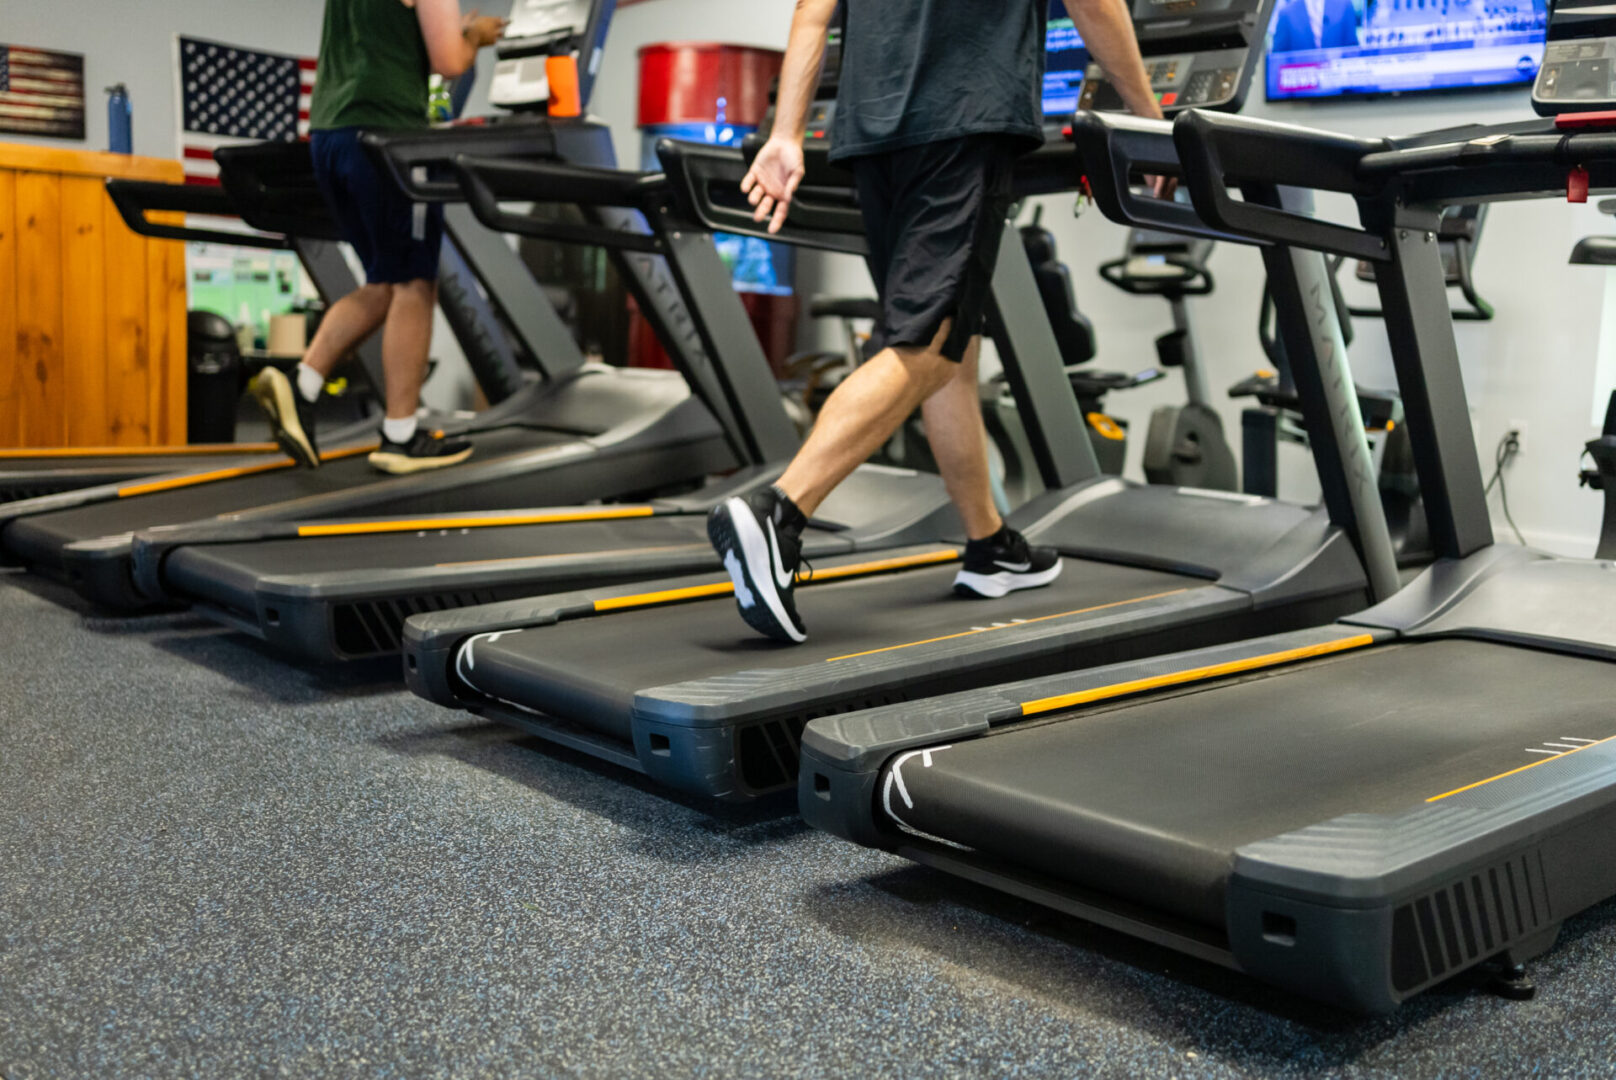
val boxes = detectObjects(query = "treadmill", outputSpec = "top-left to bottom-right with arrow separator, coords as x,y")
0,94 -> 566,505
798,100 -> 1616,1013
121,142 -> 960,662
0,124 -> 742,610
399,0 -> 1407,804
0,177 -> 384,503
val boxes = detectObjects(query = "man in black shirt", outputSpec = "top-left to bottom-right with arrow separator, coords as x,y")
707,0 -> 1164,643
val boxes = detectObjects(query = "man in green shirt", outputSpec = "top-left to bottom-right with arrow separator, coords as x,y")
252,0 -> 506,474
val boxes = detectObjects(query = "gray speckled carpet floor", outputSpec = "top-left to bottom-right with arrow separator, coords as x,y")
3,569 -> 1615,1080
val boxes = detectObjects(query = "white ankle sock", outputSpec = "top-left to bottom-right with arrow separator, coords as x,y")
294,363 -> 324,404
382,416 -> 418,445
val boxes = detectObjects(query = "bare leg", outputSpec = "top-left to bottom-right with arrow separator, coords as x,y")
301,283 -> 392,378
379,278 -> 438,419
919,335 -> 1003,540
776,320 -> 957,516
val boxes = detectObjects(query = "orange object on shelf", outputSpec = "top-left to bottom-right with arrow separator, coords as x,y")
546,55 -> 582,118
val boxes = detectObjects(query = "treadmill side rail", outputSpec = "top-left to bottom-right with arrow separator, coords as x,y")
1227,739 -> 1616,1012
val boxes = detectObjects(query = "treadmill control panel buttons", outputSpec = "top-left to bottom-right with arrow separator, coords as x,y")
1081,52 -> 1243,113
1535,36 -> 1616,110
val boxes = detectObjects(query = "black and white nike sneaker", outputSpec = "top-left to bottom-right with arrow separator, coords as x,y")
708,487 -> 808,643
953,526 -> 1063,599
250,367 -> 321,468
368,429 -> 474,475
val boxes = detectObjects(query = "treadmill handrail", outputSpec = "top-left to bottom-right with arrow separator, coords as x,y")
104,179 -> 292,250
362,126 -> 562,202
1070,113 -> 1253,245
1173,110 -> 1390,263
451,154 -> 665,251
212,142 -> 345,242
656,138 -> 869,256
1175,110 -> 1616,254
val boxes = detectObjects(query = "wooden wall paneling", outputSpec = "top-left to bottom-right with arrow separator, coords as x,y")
0,169 -> 18,446
102,183 -> 151,446
0,146 -> 185,448
14,170 -> 65,447
60,176 -> 108,446
147,211 -> 189,444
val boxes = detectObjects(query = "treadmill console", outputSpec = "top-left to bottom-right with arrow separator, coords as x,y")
796,0 -> 1271,141
799,27 -> 842,144
1533,0 -> 1616,114
489,0 -> 614,111
1078,0 -> 1275,114
1534,42 -> 1616,113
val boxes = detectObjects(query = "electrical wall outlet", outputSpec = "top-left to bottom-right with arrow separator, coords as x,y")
1508,419 -> 1528,457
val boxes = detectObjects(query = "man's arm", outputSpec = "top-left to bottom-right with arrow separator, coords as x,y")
742,0 -> 840,234
417,0 -> 506,78
1060,0 -> 1162,120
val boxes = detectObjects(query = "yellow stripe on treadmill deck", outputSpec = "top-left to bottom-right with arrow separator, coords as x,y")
591,547 -> 960,614
297,505 -> 656,538
115,443 -> 378,497
1425,732 -> 1616,803
827,587 -> 1191,663
1019,633 -> 1377,717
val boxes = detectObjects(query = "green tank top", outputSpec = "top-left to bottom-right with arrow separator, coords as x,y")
309,0 -> 431,131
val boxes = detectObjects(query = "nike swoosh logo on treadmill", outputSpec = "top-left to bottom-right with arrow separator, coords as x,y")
993,560 -> 1032,572
765,518 -> 794,591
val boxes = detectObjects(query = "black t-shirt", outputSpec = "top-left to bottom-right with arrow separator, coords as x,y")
829,0 -> 1046,162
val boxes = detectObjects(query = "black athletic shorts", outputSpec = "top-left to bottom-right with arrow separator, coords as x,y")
310,126 -> 444,284
850,135 -> 1018,363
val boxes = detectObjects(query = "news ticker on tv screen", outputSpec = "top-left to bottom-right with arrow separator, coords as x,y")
1266,0 -> 1546,100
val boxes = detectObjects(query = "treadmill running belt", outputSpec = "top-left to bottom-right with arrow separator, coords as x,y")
0,451 -> 283,502
0,451 -> 275,475
163,515 -> 717,614
462,559 -> 1195,738
883,639 -> 1616,928
1,428 -> 559,557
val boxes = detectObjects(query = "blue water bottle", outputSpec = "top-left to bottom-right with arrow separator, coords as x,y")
106,83 -> 132,154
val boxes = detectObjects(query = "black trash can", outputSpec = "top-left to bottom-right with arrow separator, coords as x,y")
187,310 -> 244,443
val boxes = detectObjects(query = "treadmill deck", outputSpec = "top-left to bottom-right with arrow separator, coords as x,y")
2,427 -> 554,558
881,638 -> 1616,929
461,557 -> 1202,736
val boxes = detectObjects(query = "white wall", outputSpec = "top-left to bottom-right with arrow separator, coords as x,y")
1117,87 -> 1612,558
3,0 -> 330,158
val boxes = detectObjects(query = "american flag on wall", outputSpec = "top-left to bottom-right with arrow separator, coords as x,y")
175,36 -> 315,185
0,45 -> 87,140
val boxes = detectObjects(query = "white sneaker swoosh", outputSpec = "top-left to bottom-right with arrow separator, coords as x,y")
993,559 -> 1032,572
766,519 -> 795,590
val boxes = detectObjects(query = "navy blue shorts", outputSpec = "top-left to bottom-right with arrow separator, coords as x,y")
309,127 -> 443,285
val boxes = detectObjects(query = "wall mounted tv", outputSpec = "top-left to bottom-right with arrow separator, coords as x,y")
1265,0 -> 1547,100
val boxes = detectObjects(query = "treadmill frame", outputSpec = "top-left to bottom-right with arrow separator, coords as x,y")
399,133 -> 1385,800
121,132 -> 816,656
799,112 -> 1616,1012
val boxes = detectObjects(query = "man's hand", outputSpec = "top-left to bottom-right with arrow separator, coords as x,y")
740,137 -> 806,235
462,9 -> 507,47
1148,174 -> 1178,200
